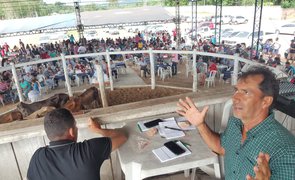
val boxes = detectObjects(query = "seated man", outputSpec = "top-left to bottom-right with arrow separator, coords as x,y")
177,66 -> 295,179
27,108 -> 127,180
138,58 -> 149,78
285,61 -> 295,76
0,80 -> 11,105
20,78 -> 31,99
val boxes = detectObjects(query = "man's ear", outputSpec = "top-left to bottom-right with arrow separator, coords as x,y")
69,127 -> 75,138
262,96 -> 273,109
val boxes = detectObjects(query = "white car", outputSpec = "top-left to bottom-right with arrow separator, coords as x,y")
224,31 -> 264,47
84,30 -> 98,40
39,32 -> 68,45
275,23 -> 295,35
210,15 -> 233,24
230,16 -> 248,24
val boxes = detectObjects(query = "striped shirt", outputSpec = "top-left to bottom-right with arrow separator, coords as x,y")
221,113 -> 295,180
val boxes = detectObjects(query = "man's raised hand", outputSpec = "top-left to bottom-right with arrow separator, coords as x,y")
246,152 -> 271,180
176,97 -> 209,127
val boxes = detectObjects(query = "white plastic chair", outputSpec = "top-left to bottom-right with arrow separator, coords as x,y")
186,60 -> 193,77
159,66 -> 172,81
205,70 -> 217,88
37,81 -> 48,95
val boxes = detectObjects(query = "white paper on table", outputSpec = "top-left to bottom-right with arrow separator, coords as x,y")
152,141 -> 191,163
137,117 -> 176,132
158,120 -> 185,140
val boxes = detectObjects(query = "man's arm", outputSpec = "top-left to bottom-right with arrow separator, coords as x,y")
177,97 -> 225,155
88,118 -> 127,151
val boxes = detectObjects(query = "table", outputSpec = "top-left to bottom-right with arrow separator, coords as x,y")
117,120 -> 221,180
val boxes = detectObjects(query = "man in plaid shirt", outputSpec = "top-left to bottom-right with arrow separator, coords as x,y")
177,66 -> 295,180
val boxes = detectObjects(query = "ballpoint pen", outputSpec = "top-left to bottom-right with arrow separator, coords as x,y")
164,126 -> 185,131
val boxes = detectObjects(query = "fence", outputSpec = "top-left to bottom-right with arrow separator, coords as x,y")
1,49 -> 288,103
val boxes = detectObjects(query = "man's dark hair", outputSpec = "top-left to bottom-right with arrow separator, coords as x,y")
239,66 -> 279,110
44,108 -> 75,140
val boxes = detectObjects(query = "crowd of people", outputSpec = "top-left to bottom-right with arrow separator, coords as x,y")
0,28 -> 294,180
0,29 -> 294,104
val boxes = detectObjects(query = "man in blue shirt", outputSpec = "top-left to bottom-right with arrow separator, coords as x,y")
177,66 -> 295,179
285,61 -> 295,76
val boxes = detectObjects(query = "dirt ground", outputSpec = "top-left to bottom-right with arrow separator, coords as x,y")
0,86 -> 190,114
0,60 -> 217,115
106,86 -> 189,106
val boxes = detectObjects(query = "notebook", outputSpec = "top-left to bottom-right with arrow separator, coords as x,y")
152,141 -> 191,163
158,120 -> 185,140
137,117 -> 175,132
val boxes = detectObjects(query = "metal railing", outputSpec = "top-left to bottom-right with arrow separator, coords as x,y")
1,48 -> 286,102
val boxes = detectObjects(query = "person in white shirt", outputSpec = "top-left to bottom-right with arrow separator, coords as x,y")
77,44 -> 87,54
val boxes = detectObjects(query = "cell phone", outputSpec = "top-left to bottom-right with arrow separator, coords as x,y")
164,141 -> 185,155
144,119 -> 163,128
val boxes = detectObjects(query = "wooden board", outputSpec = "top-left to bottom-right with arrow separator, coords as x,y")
0,143 -> 21,180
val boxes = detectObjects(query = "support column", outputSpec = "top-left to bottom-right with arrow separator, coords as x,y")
61,54 -> 73,97
106,50 -> 114,91
214,0 -> 223,45
232,54 -> 239,86
97,65 -> 108,107
250,0 -> 264,59
192,50 -> 198,92
175,0 -> 181,49
74,1 -> 84,44
10,63 -> 24,102
149,48 -> 156,90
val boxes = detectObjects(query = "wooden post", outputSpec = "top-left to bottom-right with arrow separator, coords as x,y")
106,50 -> 114,91
61,54 -> 73,97
149,48 -> 156,90
232,54 -> 239,85
192,50 -> 197,92
97,64 -> 108,107
10,62 -> 24,102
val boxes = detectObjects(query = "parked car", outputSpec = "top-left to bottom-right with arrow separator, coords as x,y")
223,31 -> 265,47
275,23 -> 295,35
39,32 -> 68,45
198,21 -> 215,30
210,15 -> 233,24
108,28 -> 120,35
84,30 -> 98,40
230,16 -> 248,24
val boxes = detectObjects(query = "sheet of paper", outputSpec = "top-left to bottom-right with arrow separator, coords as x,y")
152,141 -> 191,163
137,117 -> 176,132
158,120 -> 185,140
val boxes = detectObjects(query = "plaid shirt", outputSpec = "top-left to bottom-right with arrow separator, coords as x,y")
221,113 -> 295,180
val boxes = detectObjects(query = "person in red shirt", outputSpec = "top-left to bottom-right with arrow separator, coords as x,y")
208,60 -> 217,72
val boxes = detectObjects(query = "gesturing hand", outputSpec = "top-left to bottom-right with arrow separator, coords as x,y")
246,152 -> 271,180
176,97 -> 209,127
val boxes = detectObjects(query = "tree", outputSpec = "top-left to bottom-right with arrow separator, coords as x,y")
109,0 -> 119,8
164,0 -> 189,6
